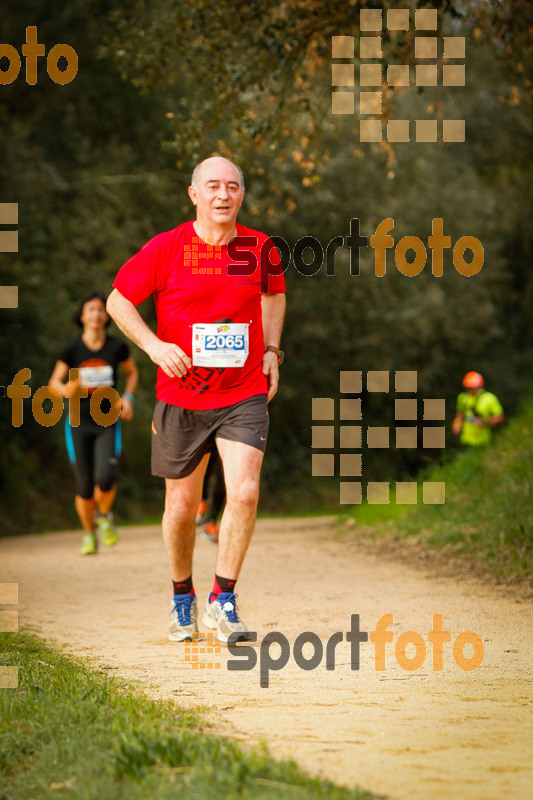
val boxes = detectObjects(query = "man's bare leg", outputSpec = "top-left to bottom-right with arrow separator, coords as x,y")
214,438 -> 264,579
162,453 -> 209,582
165,455 -> 210,641
201,438 -> 263,641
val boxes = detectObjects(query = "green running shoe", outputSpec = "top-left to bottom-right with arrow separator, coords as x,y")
96,513 -> 119,547
80,531 -> 98,556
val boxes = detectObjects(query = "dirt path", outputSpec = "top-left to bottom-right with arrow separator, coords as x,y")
1,518 -> 532,799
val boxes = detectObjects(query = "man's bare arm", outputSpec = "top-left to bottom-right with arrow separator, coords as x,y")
261,293 -> 286,402
107,288 -> 191,378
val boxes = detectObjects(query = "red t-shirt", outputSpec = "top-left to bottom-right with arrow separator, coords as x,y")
113,221 -> 285,409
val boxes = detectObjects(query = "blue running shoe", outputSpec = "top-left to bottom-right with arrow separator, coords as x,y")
169,594 -> 198,642
202,592 -> 250,643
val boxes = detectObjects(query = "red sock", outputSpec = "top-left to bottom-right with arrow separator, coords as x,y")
210,574 -> 236,602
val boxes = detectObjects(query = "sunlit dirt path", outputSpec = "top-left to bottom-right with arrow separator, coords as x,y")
1,518 -> 532,800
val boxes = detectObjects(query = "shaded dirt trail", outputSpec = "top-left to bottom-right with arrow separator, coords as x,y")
1,518 -> 532,799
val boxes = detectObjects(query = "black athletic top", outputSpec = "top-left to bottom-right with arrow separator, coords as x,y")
58,335 -> 129,425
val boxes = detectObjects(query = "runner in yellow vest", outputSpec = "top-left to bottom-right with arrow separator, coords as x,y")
452,372 -> 504,446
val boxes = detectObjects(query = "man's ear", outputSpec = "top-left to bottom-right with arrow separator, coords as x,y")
188,185 -> 197,205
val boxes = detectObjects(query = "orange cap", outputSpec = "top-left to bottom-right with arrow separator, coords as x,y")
463,371 -> 484,389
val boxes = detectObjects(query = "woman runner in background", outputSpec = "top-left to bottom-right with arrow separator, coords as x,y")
49,291 -> 138,555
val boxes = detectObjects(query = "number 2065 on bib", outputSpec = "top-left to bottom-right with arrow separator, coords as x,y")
192,323 -> 249,368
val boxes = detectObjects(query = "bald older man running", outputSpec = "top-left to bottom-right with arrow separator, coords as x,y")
107,157 -> 286,642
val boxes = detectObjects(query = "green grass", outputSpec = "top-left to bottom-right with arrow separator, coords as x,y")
346,390 -> 533,582
0,632 -> 379,800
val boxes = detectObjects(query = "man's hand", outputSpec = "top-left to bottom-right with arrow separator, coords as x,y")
262,350 -> 280,402
107,289 -> 191,380
147,340 -> 192,378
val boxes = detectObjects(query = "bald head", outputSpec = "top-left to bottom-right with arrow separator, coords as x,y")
188,156 -> 245,235
191,157 -> 245,191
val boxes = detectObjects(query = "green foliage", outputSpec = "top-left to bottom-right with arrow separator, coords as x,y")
1,1 -> 532,531
348,388 -> 533,580
101,0 -> 459,167
0,2 -> 182,532
0,631 -> 378,799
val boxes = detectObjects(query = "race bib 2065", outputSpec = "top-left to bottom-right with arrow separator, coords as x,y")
192,322 -> 249,368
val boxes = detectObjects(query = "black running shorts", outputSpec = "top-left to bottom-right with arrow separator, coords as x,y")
151,394 -> 269,479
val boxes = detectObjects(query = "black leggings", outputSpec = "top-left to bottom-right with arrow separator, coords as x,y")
202,450 -> 226,521
65,421 -> 121,499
